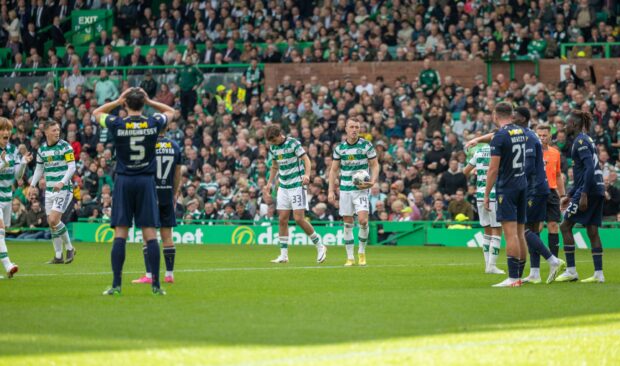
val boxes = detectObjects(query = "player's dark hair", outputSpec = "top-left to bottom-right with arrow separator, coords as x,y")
265,124 -> 282,141
570,110 -> 593,132
494,102 -> 513,120
345,118 -> 360,127
44,120 -> 60,130
125,89 -> 145,111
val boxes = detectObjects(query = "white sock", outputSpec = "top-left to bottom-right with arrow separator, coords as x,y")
595,270 -> 604,278
56,222 -> 73,251
529,267 -> 540,278
358,224 -> 368,254
547,255 -> 559,266
309,232 -> 321,246
344,223 -> 354,260
279,236 -> 288,257
482,234 -> 491,266
52,235 -> 63,259
165,271 -> 173,277
0,229 -> 12,271
146,272 -> 152,279
489,235 -> 501,267
567,266 -> 577,275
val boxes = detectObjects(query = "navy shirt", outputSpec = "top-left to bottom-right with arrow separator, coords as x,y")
101,113 -> 167,175
524,128 -> 550,196
570,132 -> 605,197
155,137 -> 182,203
490,124 -> 527,190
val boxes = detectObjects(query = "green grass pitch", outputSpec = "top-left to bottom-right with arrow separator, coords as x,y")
1,242 -> 619,365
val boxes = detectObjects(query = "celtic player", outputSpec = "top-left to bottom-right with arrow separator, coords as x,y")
328,119 -> 379,266
0,118 -> 31,278
464,143 -> 504,274
28,121 -> 76,264
264,124 -> 326,264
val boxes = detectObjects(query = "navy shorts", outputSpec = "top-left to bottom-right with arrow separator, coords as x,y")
526,193 -> 548,224
564,194 -> 604,227
497,188 -> 527,224
158,197 -> 177,228
111,175 -> 160,228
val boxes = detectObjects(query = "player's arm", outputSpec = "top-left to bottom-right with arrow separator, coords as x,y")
92,87 -> 134,126
300,153 -> 311,185
465,132 -> 495,149
55,148 -> 76,192
144,91 -> 175,122
173,165 -> 182,199
463,163 -> 474,177
265,159 -> 278,193
484,156 -> 500,209
14,150 -> 33,180
28,155 -> 44,188
556,163 -> 566,197
327,158 -> 340,204
577,147 -> 595,211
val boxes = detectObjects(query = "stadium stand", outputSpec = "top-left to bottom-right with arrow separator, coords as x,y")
0,0 -> 618,235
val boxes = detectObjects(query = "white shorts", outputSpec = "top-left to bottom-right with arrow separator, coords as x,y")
0,202 -> 11,226
477,201 -> 500,228
276,186 -> 308,211
45,191 -> 73,215
339,190 -> 369,217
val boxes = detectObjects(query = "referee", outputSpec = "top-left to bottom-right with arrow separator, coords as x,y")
536,124 -> 566,257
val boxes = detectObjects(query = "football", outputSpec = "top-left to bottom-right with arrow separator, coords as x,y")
352,170 -> 371,186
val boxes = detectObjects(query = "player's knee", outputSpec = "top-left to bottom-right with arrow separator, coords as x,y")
559,221 -> 571,234
586,226 -> 599,239
293,213 -> 305,224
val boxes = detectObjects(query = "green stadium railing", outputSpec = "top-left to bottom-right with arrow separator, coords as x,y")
484,59 -> 539,85
560,42 -> 620,59
0,63 -> 260,91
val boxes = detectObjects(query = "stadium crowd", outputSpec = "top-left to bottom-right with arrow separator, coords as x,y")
0,0 -> 619,237
1,0 -> 617,67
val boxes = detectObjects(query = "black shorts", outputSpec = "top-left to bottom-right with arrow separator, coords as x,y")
111,175 -> 160,228
546,189 -> 561,222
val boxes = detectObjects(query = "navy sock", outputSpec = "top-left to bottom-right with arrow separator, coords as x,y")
111,238 -> 126,288
527,242 -> 541,269
526,231 -> 553,261
146,239 -> 161,288
548,233 -> 559,257
507,256 -> 519,279
143,245 -> 151,273
517,259 -> 526,278
592,247 -> 603,271
163,247 -> 176,272
564,245 -> 576,267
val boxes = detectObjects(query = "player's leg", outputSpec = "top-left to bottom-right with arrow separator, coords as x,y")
0,204 -> 18,278
343,215 -> 355,266
134,176 -> 164,294
161,227 -> 176,283
485,200 -> 504,274
104,176 -> 132,295
477,201 -> 491,268
546,190 -> 561,257
493,190 -> 525,287
44,194 -> 64,263
555,219 -> 578,282
272,208 -> 290,263
132,243 -> 153,284
581,196 -> 605,283
354,191 -> 370,266
56,191 -> 75,263
291,187 -> 326,262
487,225 -> 504,274
272,188 -> 290,263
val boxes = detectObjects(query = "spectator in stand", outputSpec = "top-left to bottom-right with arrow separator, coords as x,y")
448,189 -> 474,221
438,159 -> 468,199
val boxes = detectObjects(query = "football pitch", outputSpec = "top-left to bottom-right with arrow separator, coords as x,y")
1,242 -> 619,366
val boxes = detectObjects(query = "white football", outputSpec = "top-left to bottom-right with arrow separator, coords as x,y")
352,170 -> 370,186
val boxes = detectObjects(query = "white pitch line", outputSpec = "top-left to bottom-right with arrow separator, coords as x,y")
7,260 -> 594,279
